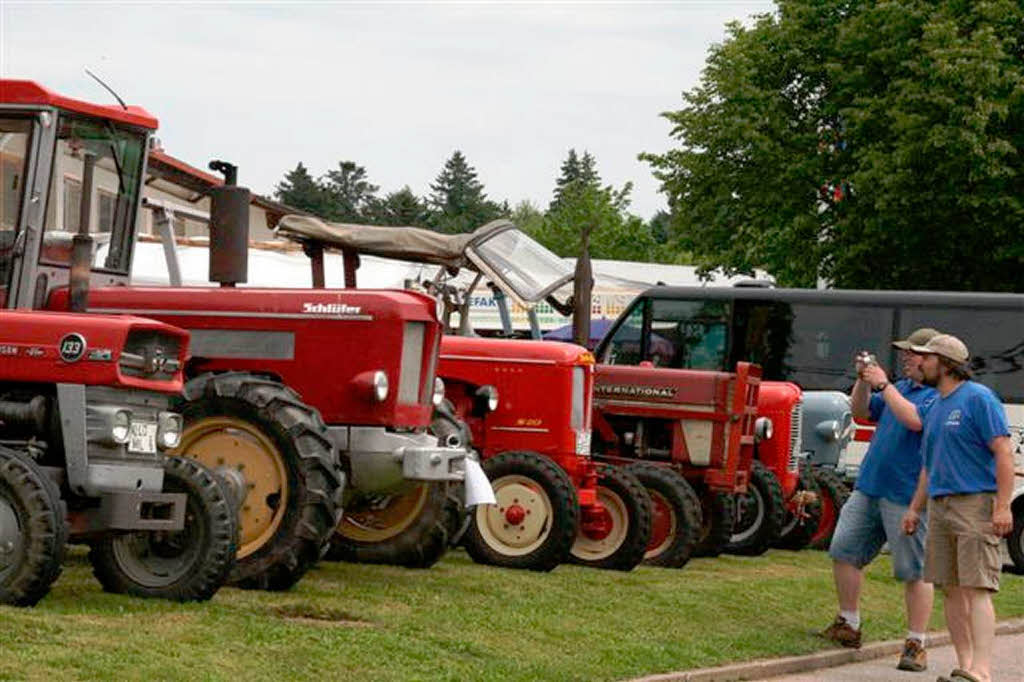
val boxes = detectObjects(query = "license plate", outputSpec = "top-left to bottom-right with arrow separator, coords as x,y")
129,422 -> 158,454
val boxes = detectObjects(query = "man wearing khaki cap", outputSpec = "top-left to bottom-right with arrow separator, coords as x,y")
822,328 -> 938,672
902,334 -> 1014,682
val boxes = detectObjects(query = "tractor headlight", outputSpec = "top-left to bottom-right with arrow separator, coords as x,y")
373,371 -> 389,402
157,411 -> 183,449
754,416 -> 773,441
816,419 -> 842,442
474,385 -> 499,414
111,410 -> 131,444
432,377 -> 445,407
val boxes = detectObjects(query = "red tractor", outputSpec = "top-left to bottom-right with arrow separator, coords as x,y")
0,310 -> 238,605
593,291 -> 820,557
0,80 -> 488,589
274,215 -> 765,570
273,216 -> 652,571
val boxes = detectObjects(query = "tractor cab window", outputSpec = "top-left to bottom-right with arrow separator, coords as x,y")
648,298 -> 729,370
601,301 -> 646,366
0,117 -> 32,307
40,114 -> 145,274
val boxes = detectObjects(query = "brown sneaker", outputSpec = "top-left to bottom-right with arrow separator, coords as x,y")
820,615 -> 862,648
896,638 -> 927,671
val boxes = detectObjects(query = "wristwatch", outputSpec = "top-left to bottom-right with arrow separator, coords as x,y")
874,381 -> 889,392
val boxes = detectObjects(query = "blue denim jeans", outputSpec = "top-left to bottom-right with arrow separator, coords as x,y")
828,490 -> 927,582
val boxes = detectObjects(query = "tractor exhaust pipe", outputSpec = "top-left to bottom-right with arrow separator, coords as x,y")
68,152 -> 96,312
208,160 -> 250,288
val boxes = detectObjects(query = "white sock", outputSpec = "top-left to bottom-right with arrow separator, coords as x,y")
907,631 -> 925,645
840,610 -> 861,630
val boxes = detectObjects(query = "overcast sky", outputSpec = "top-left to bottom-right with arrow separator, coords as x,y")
1,1 -> 773,219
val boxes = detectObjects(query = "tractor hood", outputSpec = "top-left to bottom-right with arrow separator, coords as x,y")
0,310 -> 188,392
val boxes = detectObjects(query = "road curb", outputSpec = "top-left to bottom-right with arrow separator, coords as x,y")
629,618 -> 1024,682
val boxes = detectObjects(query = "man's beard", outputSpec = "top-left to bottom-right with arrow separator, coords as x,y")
922,372 -> 939,387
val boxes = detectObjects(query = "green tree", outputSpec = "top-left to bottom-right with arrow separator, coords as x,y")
323,161 -> 380,223
643,0 -> 1024,290
371,186 -> 431,227
274,163 -> 332,217
428,150 -> 504,233
549,149 -> 601,211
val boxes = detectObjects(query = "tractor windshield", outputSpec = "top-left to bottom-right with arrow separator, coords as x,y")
40,114 -> 146,274
0,117 -> 33,307
467,226 -> 573,304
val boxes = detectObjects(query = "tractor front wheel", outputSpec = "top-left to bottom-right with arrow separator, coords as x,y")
725,460 -> 785,556
1008,502 -> 1024,574
89,457 -> 237,601
693,489 -> 735,558
774,467 -> 822,551
0,446 -> 66,607
810,467 -> 850,550
464,451 -> 578,572
328,482 -> 450,568
624,463 -> 701,568
570,464 -> 651,571
175,372 -> 342,591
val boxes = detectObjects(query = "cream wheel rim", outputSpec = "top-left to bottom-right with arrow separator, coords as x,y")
174,416 -> 288,560
475,475 -> 553,556
572,487 -> 629,561
339,484 -> 430,543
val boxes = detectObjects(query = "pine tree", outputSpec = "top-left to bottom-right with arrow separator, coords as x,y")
550,149 -> 601,211
372,186 -> 431,227
275,163 -> 331,217
323,161 -> 380,223
428,150 -> 503,233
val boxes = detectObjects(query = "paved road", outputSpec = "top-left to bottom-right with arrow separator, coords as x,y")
763,632 -> 1024,682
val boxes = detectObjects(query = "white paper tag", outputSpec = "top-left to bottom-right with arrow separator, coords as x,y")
462,457 -> 496,508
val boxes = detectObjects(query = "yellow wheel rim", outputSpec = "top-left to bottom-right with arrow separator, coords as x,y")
338,484 -> 430,543
475,474 -> 554,557
572,487 -> 629,561
173,416 -> 288,560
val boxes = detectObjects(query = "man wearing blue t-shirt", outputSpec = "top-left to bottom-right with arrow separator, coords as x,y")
822,328 -> 938,672
903,334 -> 1013,682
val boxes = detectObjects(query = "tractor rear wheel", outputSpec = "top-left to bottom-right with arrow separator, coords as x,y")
463,451 -> 577,572
725,460 -> 785,556
175,372 -> 342,591
810,467 -> 850,550
774,467 -> 822,551
0,446 -> 66,607
624,463 -> 701,568
570,464 -> 651,571
327,482 -> 450,568
693,489 -> 735,558
89,457 -> 237,601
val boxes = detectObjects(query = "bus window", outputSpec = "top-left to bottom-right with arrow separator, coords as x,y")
785,304 -> 895,390
648,299 -> 728,370
732,300 -> 794,380
602,302 -> 646,366
899,308 -> 1023,403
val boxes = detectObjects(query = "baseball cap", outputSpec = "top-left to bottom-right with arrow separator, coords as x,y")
910,333 -> 970,364
892,327 -> 940,350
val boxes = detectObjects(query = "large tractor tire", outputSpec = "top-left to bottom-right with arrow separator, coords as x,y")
0,446 -> 66,607
327,482 -> 450,568
174,372 -> 342,591
89,457 -> 238,601
810,467 -> 850,551
432,400 -> 472,546
693,489 -> 735,558
570,464 -> 652,571
774,467 -> 822,551
725,460 -> 785,556
463,451 -> 578,572
624,463 -> 701,568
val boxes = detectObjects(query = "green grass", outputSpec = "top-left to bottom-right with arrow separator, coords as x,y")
2,548 -> 1024,681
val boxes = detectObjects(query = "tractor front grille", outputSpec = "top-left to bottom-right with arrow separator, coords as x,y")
788,399 -> 804,472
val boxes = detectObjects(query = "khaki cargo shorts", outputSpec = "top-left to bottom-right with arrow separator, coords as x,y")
924,493 -> 1001,591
